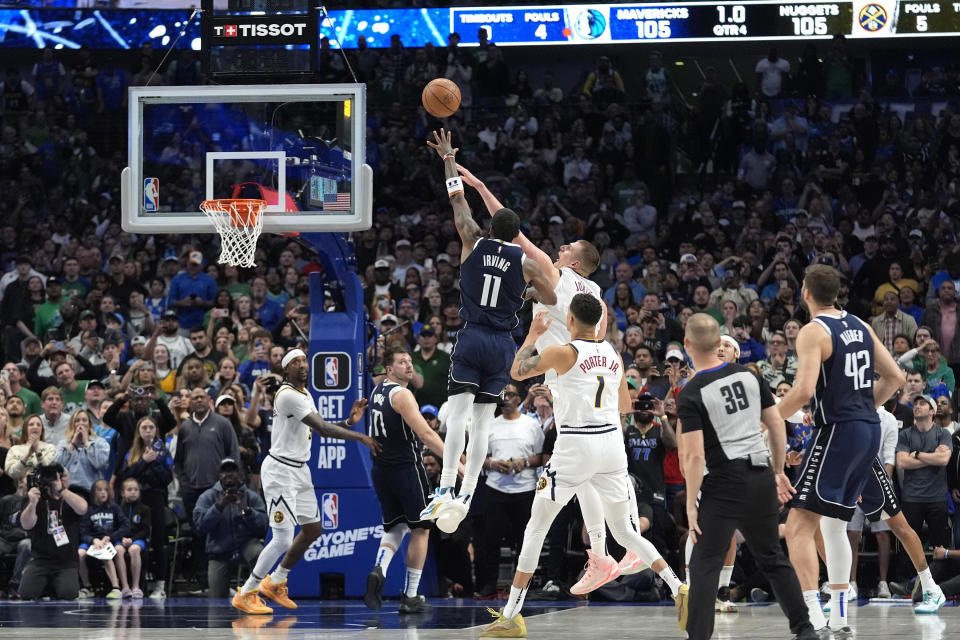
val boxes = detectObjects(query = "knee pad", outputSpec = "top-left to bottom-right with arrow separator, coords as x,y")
819,517 -> 852,585
382,523 -> 410,549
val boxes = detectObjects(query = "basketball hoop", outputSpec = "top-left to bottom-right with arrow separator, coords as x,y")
200,199 -> 265,268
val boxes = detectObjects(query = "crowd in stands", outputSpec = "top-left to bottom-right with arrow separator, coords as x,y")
4,30 -> 960,603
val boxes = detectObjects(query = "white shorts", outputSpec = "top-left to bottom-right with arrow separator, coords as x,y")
261,455 -> 319,529
847,505 -> 891,533
537,429 -> 629,506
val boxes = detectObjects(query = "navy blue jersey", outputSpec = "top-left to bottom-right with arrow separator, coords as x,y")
810,312 -> 880,427
459,238 -> 527,331
369,380 -> 422,467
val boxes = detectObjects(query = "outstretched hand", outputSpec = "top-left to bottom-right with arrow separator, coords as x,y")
456,163 -> 482,190
426,128 -> 458,159
529,311 -> 552,338
348,398 -> 368,426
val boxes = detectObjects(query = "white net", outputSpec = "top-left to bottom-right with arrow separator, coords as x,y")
199,199 -> 266,268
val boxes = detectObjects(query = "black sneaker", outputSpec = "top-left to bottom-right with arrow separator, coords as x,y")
832,626 -> 853,639
398,593 -> 433,614
363,567 -> 385,611
717,586 -> 732,601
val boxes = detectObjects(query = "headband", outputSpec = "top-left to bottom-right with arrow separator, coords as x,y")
720,334 -> 741,356
281,349 -> 307,369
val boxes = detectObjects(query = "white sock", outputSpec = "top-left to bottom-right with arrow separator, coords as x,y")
376,545 -> 396,574
460,403 -> 495,496
242,531 -> 291,593
502,585 -> 528,619
439,393 -> 473,488
719,565 -> 734,591
404,568 -> 422,597
658,565 -> 683,596
918,567 -> 936,593
271,565 -> 290,583
803,590 -> 826,630
684,536 -> 694,585
587,526 -> 605,552
578,487 -> 606,553
829,588 -> 847,628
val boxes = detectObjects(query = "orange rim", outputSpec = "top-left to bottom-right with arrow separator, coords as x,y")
200,199 -> 265,227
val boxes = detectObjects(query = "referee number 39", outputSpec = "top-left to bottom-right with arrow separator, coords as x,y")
720,381 -> 748,414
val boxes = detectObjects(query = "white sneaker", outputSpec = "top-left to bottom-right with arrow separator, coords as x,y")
149,585 -> 166,599
435,493 -> 471,534
78,588 -> 94,599
877,581 -> 891,599
915,587 -> 946,614
820,581 -> 831,597
846,582 -> 858,602
419,487 -> 455,521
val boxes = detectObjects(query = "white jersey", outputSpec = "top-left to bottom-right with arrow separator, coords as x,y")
555,339 -> 623,432
533,267 -> 603,354
270,383 -> 316,463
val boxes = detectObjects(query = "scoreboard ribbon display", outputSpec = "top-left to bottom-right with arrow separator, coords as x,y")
450,0 -> 960,45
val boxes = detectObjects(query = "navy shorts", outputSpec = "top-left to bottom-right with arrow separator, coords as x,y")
859,458 -> 902,522
371,463 -> 431,530
448,323 -> 515,403
790,419 -> 881,521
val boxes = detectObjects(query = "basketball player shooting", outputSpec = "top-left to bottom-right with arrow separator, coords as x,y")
232,349 -> 381,615
418,128 -> 557,534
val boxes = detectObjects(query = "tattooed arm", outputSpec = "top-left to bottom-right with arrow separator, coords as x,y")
510,311 -> 578,380
427,128 -> 483,265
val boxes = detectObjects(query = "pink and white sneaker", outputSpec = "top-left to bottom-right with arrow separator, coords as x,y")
618,550 -> 645,576
570,549 -> 621,595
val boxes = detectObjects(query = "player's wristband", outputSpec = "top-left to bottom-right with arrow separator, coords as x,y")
947,549 -> 950,559
442,153 -> 456,161
446,177 -> 464,197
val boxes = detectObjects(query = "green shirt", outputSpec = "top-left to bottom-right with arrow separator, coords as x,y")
412,349 -> 451,408
33,301 -> 63,339
16,387 -> 41,416
224,282 -> 252,300
61,279 -> 89,300
613,178 -> 649,213
924,363 -> 956,396
60,381 -> 89,416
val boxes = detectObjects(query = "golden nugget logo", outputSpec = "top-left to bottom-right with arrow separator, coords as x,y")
273,511 -> 285,523
537,476 -> 547,491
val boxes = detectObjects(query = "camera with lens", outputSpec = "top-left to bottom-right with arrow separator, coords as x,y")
263,376 -> 281,395
633,393 -> 655,413
27,465 -> 62,496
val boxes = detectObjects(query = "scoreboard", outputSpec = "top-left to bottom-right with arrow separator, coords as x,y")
450,1 -> 960,45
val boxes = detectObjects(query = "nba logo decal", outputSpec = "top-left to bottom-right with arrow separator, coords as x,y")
321,493 -> 339,529
312,352 -> 351,391
143,178 -> 159,211
325,357 -> 339,387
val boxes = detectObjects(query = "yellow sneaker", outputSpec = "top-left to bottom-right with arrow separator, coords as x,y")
259,575 -> 298,609
479,607 -> 527,637
231,590 -> 273,615
675,584 -> 690,631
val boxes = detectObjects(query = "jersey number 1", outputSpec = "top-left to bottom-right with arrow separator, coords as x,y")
594,375 -> 605,408
369,409 -> 386,438
480,274 -> 502,307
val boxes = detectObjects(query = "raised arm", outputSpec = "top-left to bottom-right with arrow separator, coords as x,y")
778,323 -> 828,419
866,324 -> 906,408
511,312 -> 577,380
522,259 -> 558,307
427,129 -> 482,265
458,163 -> 560,291
301,398 -> 382,456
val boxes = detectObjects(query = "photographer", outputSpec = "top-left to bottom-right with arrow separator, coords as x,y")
103,383 -> 178,486
18,464 -> 88,600
625,392 -> 677,555
192,458 -> 267,598
708,258 -> 758,313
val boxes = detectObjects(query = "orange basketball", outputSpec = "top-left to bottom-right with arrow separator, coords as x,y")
422,78 -> 461,118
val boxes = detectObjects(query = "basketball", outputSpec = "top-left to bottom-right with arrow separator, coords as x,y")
421,78 -> 461,118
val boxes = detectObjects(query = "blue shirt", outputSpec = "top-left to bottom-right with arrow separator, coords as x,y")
603,281 -> 648,306
254,298 -> 285,332
238,359 -> 271,390
168,271 -> 218,328
459,238 -> 527,331
737,337 -> 766,364
811,312 -> 879,427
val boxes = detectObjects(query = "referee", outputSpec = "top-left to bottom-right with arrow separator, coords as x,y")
676,314 -> 816,640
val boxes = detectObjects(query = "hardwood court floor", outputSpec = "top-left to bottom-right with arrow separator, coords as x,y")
0,596 -> 953,639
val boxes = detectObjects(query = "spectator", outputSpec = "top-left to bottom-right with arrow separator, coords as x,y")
167,251 -> 217,332
104,384 -> 178,486
1,361 -> 40,416
919,342 -> 956,394
603,263 -> 646,306
18,463 -> 87,600
15,401 -> 60,474
476,383 -> 543,597
624,394 -> 676,555
709,263 -> 758,313
175,388 -> 239,586
755,47 -> 790,98
923,281 -> 960,373
237,330 -> 273,390
897,396 -> 953,550
412,327 -> 450,409
583,56 -> 625,105
873,262 -> 921,316
213,395 -> 259,481
54,360 -> 88,417
757,331 -> 797,388
115,478 -> 151,599
872,294 -> 921,355
0,475 -> 30,597
934,393 -> 959,435
78,479 -> 128,599
187,326 -> 226,380
177,356 -> 211,393
621,189 -> 657,245
145,311 -> 194,370
192,458 -> 267,598
249,277 -> 284,332
53,409 -> 109,492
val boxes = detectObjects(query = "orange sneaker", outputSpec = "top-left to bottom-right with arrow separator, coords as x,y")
259,575 -> 298,609
231,614 -> 274,629
232,590 -> 273,615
